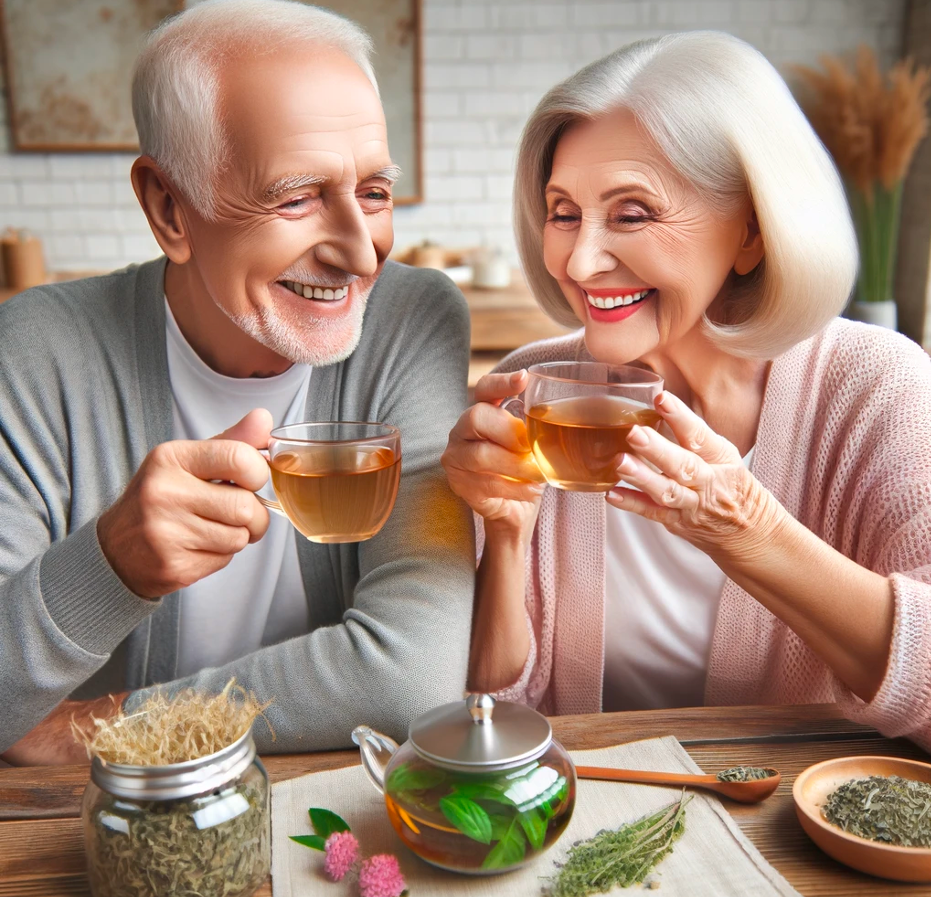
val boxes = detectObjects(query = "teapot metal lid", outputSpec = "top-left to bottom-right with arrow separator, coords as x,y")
409,694 -> 552,772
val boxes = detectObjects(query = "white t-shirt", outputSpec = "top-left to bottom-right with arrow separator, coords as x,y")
602,448 -> 754,711
164,299 -> 313,678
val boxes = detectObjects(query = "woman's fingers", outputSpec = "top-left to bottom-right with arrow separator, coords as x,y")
624,424 -> 710,490
450,401 -> 531,454
615,452 -> 699,511
473,370 -> 528,405
451,438 -> 546,484
654,391 -> 740,464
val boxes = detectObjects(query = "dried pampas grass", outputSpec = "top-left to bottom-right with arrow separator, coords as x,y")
74,679 -> 274,766
794,45 -> 930,195
794,45 -> 930,305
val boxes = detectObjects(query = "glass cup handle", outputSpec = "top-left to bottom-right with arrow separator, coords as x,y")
256,450 -> 287,518
500,396 -> 525,419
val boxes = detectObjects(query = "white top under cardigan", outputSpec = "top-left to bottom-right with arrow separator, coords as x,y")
602,448 -> 754,711
164,299 -> 313,678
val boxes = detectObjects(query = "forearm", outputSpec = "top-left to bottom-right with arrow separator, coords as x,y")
719,509 -> 894,702
468,523 -> 532,694
0,518 -> 156,751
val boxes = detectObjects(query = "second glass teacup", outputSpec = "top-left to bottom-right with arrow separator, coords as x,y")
507,362 -> 664,492
257,422 -> 401,543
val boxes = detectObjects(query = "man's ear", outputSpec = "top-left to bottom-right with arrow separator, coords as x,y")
131,156 -> 193,265
734,208 -> 764,276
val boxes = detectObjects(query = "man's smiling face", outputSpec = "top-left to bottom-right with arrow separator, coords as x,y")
180,46 -> 396,367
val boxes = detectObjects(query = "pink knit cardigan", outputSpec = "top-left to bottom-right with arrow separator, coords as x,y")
481,318 -> 931,751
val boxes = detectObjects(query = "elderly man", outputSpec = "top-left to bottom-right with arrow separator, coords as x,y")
0,0 -> 473,763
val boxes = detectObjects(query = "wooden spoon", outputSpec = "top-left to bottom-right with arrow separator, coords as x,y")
575,765 -> 781,803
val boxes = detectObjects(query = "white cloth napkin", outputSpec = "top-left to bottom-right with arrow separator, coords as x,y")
271,735 -> 801,896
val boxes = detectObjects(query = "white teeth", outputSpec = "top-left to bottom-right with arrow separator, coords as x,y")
586,289 -> 652,309
282,281 -> 351,300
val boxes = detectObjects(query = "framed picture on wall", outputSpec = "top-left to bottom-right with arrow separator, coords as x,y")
0,0 -> 181,151
315,0 -> 423,204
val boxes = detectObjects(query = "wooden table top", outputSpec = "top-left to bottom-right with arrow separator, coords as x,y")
1,703 -> 928,896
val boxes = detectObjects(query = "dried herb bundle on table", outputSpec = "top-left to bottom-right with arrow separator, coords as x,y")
78,680 -> 273,897
544,793 -> 691,896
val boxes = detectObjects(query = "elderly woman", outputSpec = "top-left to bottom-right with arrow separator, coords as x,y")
443,31 -> 931,749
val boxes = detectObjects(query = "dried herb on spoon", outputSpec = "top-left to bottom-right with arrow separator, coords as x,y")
543,793 -> 691,896
716,766 -> 778,782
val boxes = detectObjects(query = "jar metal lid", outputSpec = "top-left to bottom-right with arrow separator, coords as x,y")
409,694 -> 552,772
90,728 -> 257,801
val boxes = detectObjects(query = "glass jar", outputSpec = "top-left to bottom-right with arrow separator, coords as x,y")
81,729 -> 270,897
353,694 -> 576,874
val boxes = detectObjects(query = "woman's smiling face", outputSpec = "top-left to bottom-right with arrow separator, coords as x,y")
542,107 -> 758,365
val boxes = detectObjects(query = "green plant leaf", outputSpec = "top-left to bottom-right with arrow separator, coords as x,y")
308,808 -> 350,839
386,764 -> 446,794
450,782 -> 516,807
482,817 -> 527,870
489,812 -> 515,841
439,795 -> 493,844
518,806 -> 547,850
289,834 -> 327,851
542,776 -> 569,819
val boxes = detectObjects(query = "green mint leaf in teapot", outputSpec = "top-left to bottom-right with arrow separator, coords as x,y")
482,816 -> 528,870
439,794 -> 493,844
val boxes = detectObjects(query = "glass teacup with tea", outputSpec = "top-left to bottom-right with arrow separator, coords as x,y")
508,362 -> 664,492
257,422 -> 401,543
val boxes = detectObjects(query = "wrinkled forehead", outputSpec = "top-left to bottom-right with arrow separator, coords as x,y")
218,46 -> 390,187
549,108 -> 686,197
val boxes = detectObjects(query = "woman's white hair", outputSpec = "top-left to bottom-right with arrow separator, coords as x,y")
514,31 -> 858,359
132,0 -> 378,220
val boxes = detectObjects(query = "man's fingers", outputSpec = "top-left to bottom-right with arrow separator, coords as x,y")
473,370 -> 527,405
164,439 -> 269,492
183,480 -> 270,542
213,408 -> 274,448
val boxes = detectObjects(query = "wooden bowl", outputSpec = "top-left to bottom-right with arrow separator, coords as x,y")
793,755 -> 931,882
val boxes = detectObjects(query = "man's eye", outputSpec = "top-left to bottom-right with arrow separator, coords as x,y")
363,189 -> 390,201
279,197 -> 309,211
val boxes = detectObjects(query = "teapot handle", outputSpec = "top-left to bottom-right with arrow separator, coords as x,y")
351,726 -> 400,795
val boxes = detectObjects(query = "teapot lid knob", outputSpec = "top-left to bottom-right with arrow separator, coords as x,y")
466,693 -> 495,725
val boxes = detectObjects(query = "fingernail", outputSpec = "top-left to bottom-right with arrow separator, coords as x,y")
626,426 -> 648,447
616,453 -> 631,471
656,391 -> 669,410
511,370 -> 524,384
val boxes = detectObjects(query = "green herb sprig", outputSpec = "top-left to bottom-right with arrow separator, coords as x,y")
544,793 -> 692,896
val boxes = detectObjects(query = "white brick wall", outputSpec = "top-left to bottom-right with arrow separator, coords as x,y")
0,0 -> 907,273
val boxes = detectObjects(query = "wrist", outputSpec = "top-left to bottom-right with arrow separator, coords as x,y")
483,517 -> 532,553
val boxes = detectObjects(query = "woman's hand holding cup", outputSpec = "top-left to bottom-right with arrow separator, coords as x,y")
442,371 -> 547,542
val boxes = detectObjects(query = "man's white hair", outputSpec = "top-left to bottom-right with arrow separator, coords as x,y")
132,0 -> 378,220
514,31 -> 859,359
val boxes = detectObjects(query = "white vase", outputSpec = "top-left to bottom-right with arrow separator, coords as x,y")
846,299 -> 898,330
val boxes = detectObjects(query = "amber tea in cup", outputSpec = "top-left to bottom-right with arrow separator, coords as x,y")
516,363 -> 663,492
259,422 -> 400,543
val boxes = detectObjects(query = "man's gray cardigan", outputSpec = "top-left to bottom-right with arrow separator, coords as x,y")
0,258 -> 475,752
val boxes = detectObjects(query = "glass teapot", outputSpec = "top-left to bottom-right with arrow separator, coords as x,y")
351,694 -> 575,874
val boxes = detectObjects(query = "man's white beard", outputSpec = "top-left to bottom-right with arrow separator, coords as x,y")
229,287 -> 370,367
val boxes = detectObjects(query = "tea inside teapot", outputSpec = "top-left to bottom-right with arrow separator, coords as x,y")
352,694 -> 576,874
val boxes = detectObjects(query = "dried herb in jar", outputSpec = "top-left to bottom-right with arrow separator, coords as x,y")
86,774 -> 270,897
543,793 -> 691,896
716,766 -> 778,783
822,775 -> 931,847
